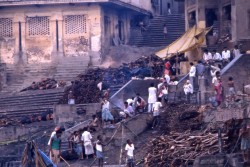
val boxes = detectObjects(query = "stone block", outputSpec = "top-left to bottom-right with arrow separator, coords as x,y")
244,85 -> 250,95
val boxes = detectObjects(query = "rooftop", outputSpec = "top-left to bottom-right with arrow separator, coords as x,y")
0,0 -> 151,15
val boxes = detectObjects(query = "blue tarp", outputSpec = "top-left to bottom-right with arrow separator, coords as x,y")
38,149 -> 56,167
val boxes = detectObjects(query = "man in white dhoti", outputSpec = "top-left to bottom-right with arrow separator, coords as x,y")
81,127 -> 94,159
148,83 -> 157,113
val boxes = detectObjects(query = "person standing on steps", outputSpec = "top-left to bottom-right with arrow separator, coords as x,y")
49,130 -> 62,166
167,3 -> 172,15
148,83 -> 157,113
163,24 -> 168,39
95,135 -> 105,167
152,97 -> 162,129
81,127 -> 94,159
189,62 -> 196,90
222,47 -> 231,67
125,139 -> 135,167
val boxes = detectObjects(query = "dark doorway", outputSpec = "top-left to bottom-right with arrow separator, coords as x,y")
205,8 -> 218,27
205,8 -> 218,35
118,20 -> 124,41
188,11 -> 196,28
223,5 -> 231,21
104,16 -> 111,45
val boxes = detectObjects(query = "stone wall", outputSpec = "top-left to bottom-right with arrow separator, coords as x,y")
221,54 -> 250,92
0,39 -> 15,64
0,4 -> 102,64
0,122 -> 53,142
234,0 -> 250,41
53,103 -> 101,125
0,63 -> 6,91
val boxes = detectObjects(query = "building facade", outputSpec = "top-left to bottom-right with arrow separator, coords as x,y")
0,0 -> 151,65
185,0 -> 250,50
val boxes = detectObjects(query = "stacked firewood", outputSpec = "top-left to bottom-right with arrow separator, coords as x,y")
144,130 -> 228,167
21,78 -> 66,92
59,55 -> 164,104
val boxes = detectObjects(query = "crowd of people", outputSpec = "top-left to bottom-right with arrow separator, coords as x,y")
186,46 -> 240,106
48,125 -> 135,167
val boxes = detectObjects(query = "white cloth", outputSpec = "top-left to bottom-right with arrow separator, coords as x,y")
125,144 -> 134,157
233,49 -> 240,57
148,87 -> 157,103
97,82 -> 102,91
153,102 -> 162,111
126,99 -> 134,105
124,106 -> 135,117
157,83 -> 163,90
213,53 -> 222,60
102,101 -> 110,110
222,50 -> 230,60
183,84 -> 193,95
165,74 -> 170,84
48,131 -> 56,145
189,66 -> 196,77
210,65 -> 220,77
203,52 -> 212,61
162,88 -> 168,95
212,77 -> 219,87
96,140 -> 102,152
81,131 -> 92,142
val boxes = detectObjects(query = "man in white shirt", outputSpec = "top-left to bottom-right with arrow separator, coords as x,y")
126,97 -> 134,106
183,80 -> 193,103
164,74 -> 170,84
189,62 -> 196,90
81,127 -> 94,158
148,83 -> 157,113
125,139 -> 135,167
222,47 -> 231,67
203,49 -> 212,64
124,102 -> 135,117
212,50 -> 222,62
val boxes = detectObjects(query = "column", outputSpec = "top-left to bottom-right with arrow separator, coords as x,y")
51,13 -> 64,62
13,14 -> 26,64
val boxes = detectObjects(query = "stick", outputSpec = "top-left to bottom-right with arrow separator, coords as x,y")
60,156 -> 71,167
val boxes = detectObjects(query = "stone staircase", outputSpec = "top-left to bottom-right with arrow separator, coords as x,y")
53,56 -> 90,82
1,63 -> 56,94
130,14 -> 185,47
0,89 -> 64,119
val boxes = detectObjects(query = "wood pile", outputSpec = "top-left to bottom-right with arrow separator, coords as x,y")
21,78 -> 66,92
144,130 -> 228,167
140,103 -> 239,167
59,55 -> 164,104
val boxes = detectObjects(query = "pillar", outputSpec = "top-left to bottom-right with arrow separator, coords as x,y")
13,14 -> 26,64
51,13 -> 64,63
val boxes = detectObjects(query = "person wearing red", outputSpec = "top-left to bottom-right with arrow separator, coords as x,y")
164,60 -> 171,76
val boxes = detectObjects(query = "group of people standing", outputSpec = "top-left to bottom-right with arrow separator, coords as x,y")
48,125 -> 135,167
186,46 -> 239,106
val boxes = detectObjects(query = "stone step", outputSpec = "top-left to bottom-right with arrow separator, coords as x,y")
4,106 -> 54,118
